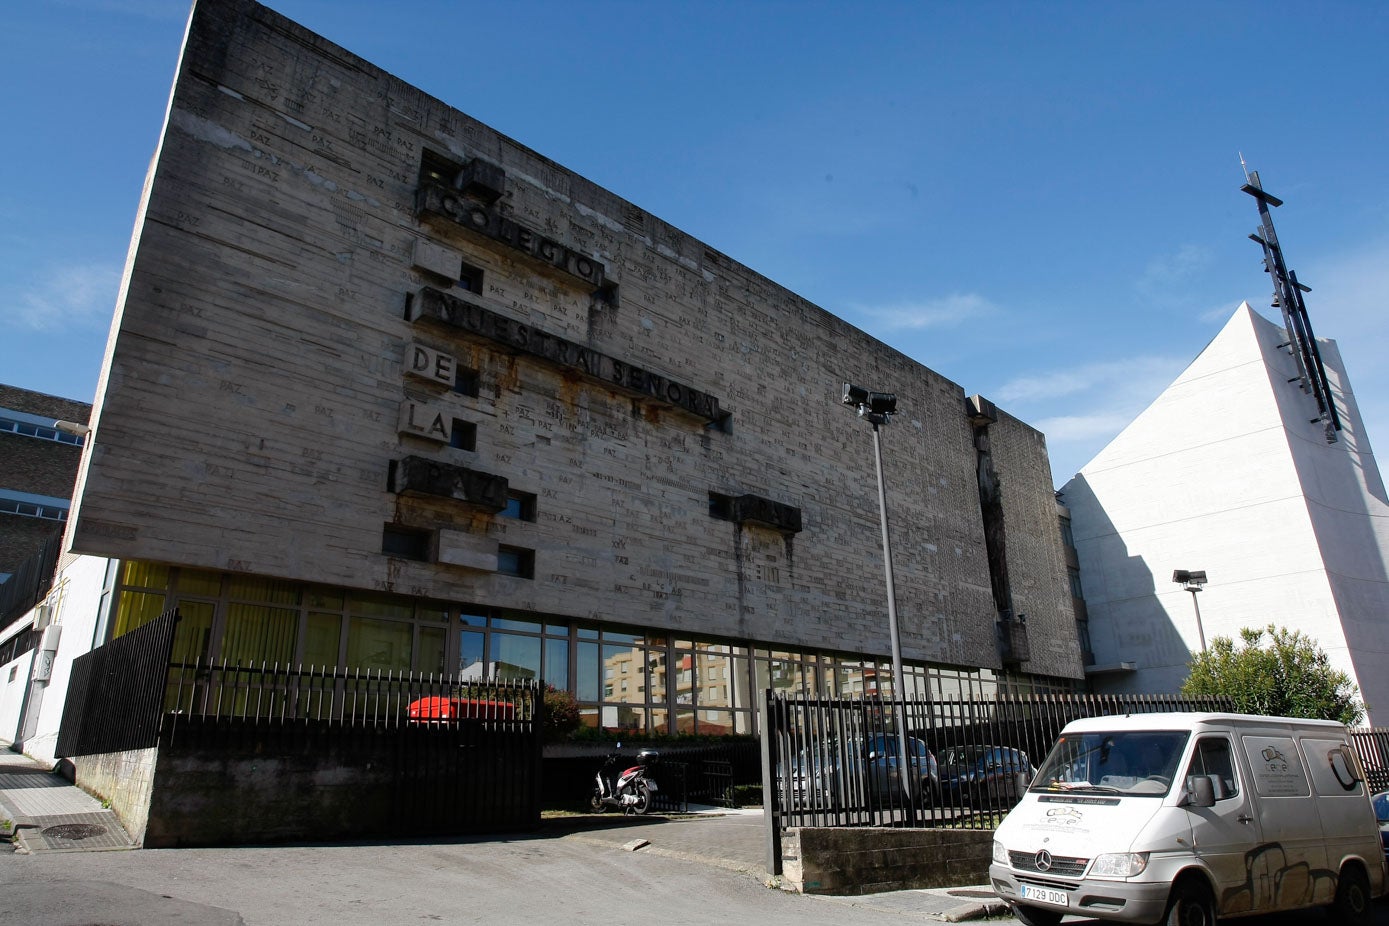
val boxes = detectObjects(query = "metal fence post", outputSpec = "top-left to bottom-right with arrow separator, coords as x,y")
760,687 -> 782,876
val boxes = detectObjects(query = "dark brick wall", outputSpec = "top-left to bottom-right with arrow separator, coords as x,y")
0,383 -> 90,578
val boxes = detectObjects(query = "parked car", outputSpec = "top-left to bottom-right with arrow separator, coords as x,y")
788,734 -> 939,809
940,744 -> 1032,807
406,695 -> 516,723
1374,789 -> 1389,865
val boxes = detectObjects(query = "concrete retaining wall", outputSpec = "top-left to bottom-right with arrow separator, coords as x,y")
781,826 -> 994,895
74,748 -> 157,845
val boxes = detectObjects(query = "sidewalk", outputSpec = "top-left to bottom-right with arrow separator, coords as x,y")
0,745 -> 136,853
547,807 -> 1008,922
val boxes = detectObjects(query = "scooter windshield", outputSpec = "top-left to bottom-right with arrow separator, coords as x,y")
1033,730 -> 1189,797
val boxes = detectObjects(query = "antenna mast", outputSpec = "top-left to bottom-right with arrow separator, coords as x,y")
1241,168 -> 1342,442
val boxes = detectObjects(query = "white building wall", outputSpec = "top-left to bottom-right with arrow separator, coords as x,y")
1063,304 -> 1389,723
0,650 -> 36,744
6,555 -> 110,765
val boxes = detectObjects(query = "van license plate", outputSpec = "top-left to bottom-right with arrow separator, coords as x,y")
1020,885 -> 1069,907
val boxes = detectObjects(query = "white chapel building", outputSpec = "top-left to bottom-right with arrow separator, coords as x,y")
1062,303 -> 1389,724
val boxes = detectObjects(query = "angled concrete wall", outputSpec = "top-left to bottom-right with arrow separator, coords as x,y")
1064,304 -> 1389,721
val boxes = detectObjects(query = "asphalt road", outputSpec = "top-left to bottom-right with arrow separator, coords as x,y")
3,832 -> 1386,926
0,832 -> 936,926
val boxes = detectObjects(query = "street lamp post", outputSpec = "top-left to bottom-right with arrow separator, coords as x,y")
1171,569 -> 1208,652
842,383 -> 913,805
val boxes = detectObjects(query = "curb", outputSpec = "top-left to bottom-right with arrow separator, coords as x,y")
938,899 -> 1011,922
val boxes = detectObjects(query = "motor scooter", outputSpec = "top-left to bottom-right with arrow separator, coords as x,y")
590,745 -> 659,815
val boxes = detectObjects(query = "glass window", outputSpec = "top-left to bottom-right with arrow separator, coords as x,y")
305,612 -> 342,667
493,633 -> 541,680
121,561 -> 170,590
417,626 -> 446,674
171,600 -> 215,664
222,603 -> 297,664
112,591 -> 169,637
348,591 -> 414,620
228,575 -> 300,606
647,649 -> 667,705
459,630 -> 485,677
603,643 -> 647,704
1188,737 -> 1239,800
492,615 -> 541,633
176,569 -> 223,597
305,587 -> 345,610
346,616 -> 412,672
460,611 -> 487,627
544,638 -> 569,689
576,641 -> 600,701
497,546 -> 534,579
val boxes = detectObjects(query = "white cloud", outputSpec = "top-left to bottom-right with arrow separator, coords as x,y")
4,262 -> 122,331
1137,243 -> 1213,302
1031,411 -> 1139,442
854,292 -> 997,331
1199,300 -> 1244,324
995,354 -> 1186,405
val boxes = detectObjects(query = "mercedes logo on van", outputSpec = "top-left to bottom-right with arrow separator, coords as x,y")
1035,850 -> 1053,872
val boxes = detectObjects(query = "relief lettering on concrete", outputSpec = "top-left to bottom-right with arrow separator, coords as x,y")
410,286 -> 728,425
397,399 -> 452,442
390,455 -> 508,512
404,342 -> 457,387
416,183 -> 604,287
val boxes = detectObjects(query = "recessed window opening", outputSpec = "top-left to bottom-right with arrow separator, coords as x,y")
382,525 -> 430,562
500,491 -> 537,521
497,546 -> 534,579
450,419 -> 477,451
459,261 -> 484,294
453,368 -> 480,397
419,150 -> 462,187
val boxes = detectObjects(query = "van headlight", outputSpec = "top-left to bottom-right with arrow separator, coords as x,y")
992,840 -> 1008,864
1090,852 -> 1149,878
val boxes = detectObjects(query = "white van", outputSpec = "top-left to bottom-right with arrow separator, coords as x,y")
989,712 -> 1386,926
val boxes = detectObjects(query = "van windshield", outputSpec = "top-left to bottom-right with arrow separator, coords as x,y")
1032,730 -> 1189,797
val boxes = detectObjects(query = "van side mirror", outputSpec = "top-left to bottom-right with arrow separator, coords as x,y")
1181,775 -> 1216,808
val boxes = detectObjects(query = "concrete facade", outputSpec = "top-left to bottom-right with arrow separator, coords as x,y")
58,0 -> 1081,729
1062,303 -> 1389,722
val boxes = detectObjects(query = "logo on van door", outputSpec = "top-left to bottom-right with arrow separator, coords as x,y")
1260,745 -> 1289,771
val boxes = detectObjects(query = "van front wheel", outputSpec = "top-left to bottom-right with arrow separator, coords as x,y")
1164,879 -> 1216,926
1333,865 -> 1371,926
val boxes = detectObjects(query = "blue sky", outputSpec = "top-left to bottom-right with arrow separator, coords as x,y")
3,1 -> 1387,486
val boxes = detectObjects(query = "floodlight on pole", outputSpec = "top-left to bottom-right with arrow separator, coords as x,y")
841,382 -> 911,805
1172,569 -> 1208,652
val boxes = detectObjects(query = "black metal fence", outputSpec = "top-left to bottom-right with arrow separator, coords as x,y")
765,691 -> 1236,831
544,739 -> 761,813
1350,727 -> 1389,792
54,609 -> 545,838
55,607 -> 179,757
0,530 -> 62,629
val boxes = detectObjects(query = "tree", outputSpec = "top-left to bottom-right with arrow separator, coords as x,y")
542,684 -> 581,741
1181,625 -> 1363,726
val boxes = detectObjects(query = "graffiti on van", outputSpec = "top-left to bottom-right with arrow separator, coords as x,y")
1219,841 -> 1337,914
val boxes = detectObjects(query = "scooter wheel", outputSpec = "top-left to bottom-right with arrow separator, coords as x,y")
589,791 -> 606,813
631,781 -> 653,815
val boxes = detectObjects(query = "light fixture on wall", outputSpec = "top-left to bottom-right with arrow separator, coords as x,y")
1172,569 -> 1209,652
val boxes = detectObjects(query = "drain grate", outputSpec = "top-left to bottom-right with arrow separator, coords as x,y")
41,822 -> 108,840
